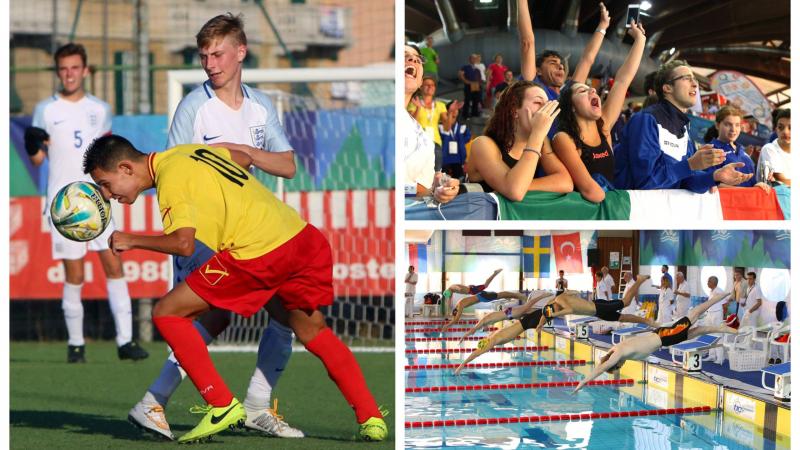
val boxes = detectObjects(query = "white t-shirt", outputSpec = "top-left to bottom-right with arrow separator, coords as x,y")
758,139 -> 791,182
402,111 -> 435,191
707,286 -> 725,313
603,274 -> 615,291
673,281 -> 690,311
32,93 -> 112,211
168,81 -> 292,152
744,283 -> 764,311
405,272 -> 418,295
595,279 -> 610,301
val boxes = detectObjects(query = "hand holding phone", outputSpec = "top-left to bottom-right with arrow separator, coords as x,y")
626,4 -> 641,28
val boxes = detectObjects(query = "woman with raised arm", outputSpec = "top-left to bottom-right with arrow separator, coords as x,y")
552,21 -> 646,203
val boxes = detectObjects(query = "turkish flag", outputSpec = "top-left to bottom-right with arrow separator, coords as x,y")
552,232 -> 583,274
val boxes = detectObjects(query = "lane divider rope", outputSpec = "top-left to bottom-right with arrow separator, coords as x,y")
406,378 -> 633,393
406,327 -> 499,333
406,346 -> 549,354
405,406 -> 713,428
405,359 -> 586,370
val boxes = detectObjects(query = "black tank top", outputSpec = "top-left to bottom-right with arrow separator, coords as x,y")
477,150 -> 520,193
577,122 -> 615,184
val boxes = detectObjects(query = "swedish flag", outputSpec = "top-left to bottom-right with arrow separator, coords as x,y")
522,235 -> 551,278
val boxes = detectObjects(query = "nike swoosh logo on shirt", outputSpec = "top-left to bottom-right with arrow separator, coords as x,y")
210,404 -> 236,424
54,120 -> 66,125
203,134 -> 221,142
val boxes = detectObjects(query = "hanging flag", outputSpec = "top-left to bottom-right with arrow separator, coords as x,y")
523,235 -> 551,278
407,243 -> 428,273
552,232 -> 583,274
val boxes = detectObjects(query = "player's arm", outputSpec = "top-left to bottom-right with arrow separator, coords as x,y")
573,348 -> 623,393
209,142 -> 296,179
24,126 -> 49,166
108,227 -> 196,257
571,2 -> 610,83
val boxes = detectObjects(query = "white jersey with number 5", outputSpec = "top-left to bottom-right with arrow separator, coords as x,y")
32,94 -> 112,214
167,81 -> 292,153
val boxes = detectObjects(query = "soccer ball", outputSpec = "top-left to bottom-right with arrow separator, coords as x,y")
50,181 -> 112,242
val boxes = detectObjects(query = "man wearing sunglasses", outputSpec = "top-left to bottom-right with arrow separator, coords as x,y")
614,60 -> 752,192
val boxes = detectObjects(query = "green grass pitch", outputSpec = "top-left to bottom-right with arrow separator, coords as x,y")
10,341 -> 394,448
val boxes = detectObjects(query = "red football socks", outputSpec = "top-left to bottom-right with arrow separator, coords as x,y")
153,315 -> 233,407
305,328 -> 381,423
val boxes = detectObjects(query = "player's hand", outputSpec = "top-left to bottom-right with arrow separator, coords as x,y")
24,126 -> 50,156
527,101 -> 560,138
713,162 -> 753,186
433,173 -> 459,204
108,231 -> 135,255
688,144 -> 726,170
598,2 -> 610,30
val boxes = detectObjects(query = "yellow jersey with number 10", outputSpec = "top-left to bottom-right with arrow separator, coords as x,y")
148,144 -> 306,260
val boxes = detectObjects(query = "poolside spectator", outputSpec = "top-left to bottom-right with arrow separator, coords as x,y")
758,108 -> 791,186
705,105 -> 769,191
555,270 -> 568,295
703,275 -> 725,363
594,271 -> 611,301
459,54 -> 483,119
408,75 -> 447,171
656,275 -> 674,324
485,54 -> 509,108
672,272 -> 690,320
614,60 -> 752,192
420,35 -> 439,79
741,272 -> 763,327
439,100 -> 470,180
552,20 -> 646,202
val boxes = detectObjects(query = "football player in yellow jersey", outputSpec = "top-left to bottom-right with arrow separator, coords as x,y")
83,135 -> 387,443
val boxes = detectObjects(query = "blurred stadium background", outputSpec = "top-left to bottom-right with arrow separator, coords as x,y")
10,0 -> 396,446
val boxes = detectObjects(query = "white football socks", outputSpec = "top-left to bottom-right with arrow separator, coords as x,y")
244,321 -> 294,411
146,321 -> 214,406
62,282 -> 84,346
106,277 -> 133,346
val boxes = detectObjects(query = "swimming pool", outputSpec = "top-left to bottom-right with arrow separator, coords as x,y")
405,320 -> 789,449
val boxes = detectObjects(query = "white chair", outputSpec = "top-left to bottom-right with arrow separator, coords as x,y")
769,321 -> 791,364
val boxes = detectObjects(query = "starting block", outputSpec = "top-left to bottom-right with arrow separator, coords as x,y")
670,334 -> 722,372
762,362 -> 791,401
569,317 -> 596,340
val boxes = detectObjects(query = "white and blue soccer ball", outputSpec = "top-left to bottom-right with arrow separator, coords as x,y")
50,181 -> 111,242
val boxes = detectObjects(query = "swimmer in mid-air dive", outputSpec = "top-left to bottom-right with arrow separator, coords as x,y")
442,268 -> 503,299
457,291 -> 553,344
441,290 -> 528,332
544,275 -> 657,327
573,291 -> 737,393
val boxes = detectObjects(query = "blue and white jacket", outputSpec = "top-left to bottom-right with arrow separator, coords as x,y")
613,100 -> 715,193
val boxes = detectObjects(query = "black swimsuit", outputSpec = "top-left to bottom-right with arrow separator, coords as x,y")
576,122 -> 615,184
520,309 -> 545,330
477,151 -> 520,193
593,299 -> 624,321
655,316 -> 692,347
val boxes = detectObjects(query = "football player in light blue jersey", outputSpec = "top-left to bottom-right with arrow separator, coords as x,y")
128,13 -> 306,441
25,43 -> 148,364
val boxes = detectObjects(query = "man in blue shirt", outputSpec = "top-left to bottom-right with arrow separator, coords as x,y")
458,54 -> 483,119
614,60 -> 752,192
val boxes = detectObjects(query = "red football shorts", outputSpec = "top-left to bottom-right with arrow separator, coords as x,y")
185,224 -> 333,317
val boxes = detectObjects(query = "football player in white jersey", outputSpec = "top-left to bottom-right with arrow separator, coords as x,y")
128,14 -> 307,441
25,43 -> 148,364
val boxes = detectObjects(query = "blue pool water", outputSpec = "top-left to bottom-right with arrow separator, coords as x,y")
405,327 -> 789,450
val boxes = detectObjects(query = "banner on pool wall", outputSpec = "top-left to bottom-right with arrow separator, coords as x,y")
10,192 -> 394,299
640,230 -> 790,269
